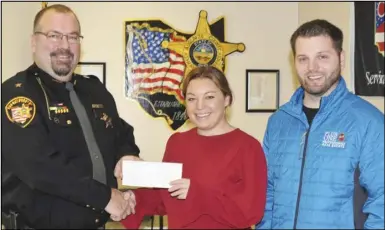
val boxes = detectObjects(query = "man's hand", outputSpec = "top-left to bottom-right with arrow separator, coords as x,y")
114,155 -> 142,180
168,178 -> 191,199
105,188 -> 131,221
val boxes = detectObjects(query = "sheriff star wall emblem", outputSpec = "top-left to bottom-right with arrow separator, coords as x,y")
161,10 -> 245,75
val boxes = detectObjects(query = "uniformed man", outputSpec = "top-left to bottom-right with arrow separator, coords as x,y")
2,4 -> 140,229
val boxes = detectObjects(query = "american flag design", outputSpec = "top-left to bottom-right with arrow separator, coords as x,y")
11,107 -> 28,123
375,2 -> 384,55
125,26 -> 186,101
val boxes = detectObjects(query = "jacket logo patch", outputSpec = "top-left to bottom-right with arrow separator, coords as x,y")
322,132 -> 346,148
5,96 -> 36,128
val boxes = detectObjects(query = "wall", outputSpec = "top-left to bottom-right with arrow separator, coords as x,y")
298,2 -> 384,112
1,2 -> 42,81
1,2 -> 383,163
1,2 -> 299,162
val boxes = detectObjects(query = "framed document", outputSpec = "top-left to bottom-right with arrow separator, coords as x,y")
246,69 -> 280,112
74,62 -> 106,85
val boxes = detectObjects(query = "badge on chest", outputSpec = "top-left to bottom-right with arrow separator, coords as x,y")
92,104 -> 113,128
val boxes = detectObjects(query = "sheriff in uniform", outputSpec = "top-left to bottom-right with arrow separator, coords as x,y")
2,4 -> 140,229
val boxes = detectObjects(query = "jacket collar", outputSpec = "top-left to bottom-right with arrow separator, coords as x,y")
27,63 -> 78,88
281,77 -> 349,119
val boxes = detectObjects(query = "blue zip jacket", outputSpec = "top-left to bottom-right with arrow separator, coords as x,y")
256,78 -> 384,229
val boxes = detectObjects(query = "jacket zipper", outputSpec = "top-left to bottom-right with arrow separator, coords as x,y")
292,96 -> 323,229
293,122 -> 311,229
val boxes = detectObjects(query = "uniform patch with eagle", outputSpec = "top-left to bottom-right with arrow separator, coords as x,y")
5,96 -> 36,128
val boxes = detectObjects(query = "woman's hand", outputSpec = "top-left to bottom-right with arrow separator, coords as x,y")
168,178 -> 191,199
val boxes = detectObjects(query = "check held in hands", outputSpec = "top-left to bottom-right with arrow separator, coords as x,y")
113,158 -> 189,222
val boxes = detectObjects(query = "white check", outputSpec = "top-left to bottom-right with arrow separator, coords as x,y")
122,160 -> 183,188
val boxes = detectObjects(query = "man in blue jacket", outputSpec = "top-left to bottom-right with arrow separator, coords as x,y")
256,19 -> 384,229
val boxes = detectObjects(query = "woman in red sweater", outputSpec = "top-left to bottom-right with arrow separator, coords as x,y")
120,66 -> 267,229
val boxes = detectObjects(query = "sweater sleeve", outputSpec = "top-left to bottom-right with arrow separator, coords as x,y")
182,139 -> 267,228
256,119 -> 274,229
120,134 -> 176,229
120,188 -> 166,229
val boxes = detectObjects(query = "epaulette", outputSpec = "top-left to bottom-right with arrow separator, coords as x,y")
74,73 -> 101,82
2,71 -> 29,90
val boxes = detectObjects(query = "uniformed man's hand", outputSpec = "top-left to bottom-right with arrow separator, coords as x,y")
105,188 -> 131,221
114,155 -> 143,180
123,190 -> 136,215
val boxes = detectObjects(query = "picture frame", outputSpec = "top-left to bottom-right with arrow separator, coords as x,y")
74,62 -> 106,85
246,69 -> 280,112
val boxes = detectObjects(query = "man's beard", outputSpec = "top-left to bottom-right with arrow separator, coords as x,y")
50,49 -> 74,77
300,65 -> 341,97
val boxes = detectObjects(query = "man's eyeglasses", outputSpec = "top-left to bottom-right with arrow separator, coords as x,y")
34,31 -> 84,44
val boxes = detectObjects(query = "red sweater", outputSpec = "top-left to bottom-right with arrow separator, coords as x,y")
121,128 -> 267,229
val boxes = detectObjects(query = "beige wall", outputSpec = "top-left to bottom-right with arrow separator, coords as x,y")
1,2 -> 383,162
1,2 -> 42,79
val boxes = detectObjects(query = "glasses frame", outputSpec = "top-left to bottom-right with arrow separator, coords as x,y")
34,31 -> 84,44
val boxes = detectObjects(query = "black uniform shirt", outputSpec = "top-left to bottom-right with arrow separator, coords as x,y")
1,64 -> 140,228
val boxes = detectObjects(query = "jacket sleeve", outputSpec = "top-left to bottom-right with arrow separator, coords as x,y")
360,117 -> 384,229
120,189 -> 166,229
2,90 -> 111,211
256,120 -> 274,229
115,117 -> 140,161
101,86 -> 140,162
181,139 -> 267,228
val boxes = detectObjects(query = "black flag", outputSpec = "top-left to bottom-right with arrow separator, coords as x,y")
354,2 -> 384,96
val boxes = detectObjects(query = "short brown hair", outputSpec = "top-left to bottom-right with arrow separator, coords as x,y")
182,66 -> 233,105
290,19 -> 343,55
33,4 -> 81,32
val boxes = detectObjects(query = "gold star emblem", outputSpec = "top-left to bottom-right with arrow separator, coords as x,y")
161,10 -> 245,75
100,113 -> 113,128
15,83 -> 22,88
20,104 -> 32,119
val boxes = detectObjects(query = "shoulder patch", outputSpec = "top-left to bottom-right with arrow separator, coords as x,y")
5,96 -> 36,128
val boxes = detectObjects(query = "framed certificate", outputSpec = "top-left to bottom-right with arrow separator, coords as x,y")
74,62 -> 106,85
246,69 -> 280,112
